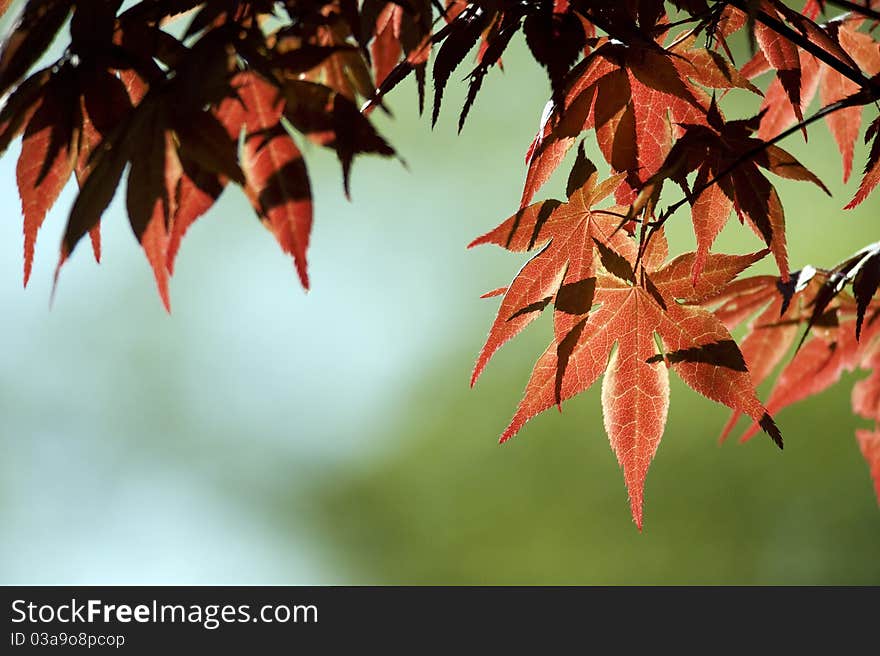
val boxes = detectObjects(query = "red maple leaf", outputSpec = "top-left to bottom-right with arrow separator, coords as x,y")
644,101 -> 827,281
520,28 -> 767,211
217,72 -> 313,288
59,45 -> 246,310
705,267 -> 880,502
362,0 -> 432,110
10,65 -> 131,286
469,149 -> 630,384
744,20 -> 880,185
472,165 -> 780,527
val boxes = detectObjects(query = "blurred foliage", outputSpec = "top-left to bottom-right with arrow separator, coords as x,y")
299,343 -> 880,584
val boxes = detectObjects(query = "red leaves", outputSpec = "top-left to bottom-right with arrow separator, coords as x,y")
524,39 -> 713,206
165,158 -> 224,276
473,160 -> 780,527
652,249 -> 769,302
17,70 -> 77,287
2,0 -> 880,523
2,2 -> 397,307
856,430 -> 880,503
126,119 -> 181,311
703,264 -> 880,502
746,21 -> 880,186
846,116 -> 880,210
14,66 -> 132,287
819,59 -> 861,183
755,20 -> 807,127
469,156 -> 627,384
596,292 -> 670,529
646,104 -> 825,281
369,4 -> 407,89
739,313 -> 880,503
500,241 -> 778,527
225,73 -> 313,288
57,68 -> 244,308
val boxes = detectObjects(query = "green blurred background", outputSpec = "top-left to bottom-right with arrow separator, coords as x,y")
0,25 -> 878,584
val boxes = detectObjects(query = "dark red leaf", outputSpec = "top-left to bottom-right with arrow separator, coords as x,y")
236,73 -> 313,288
0,0 -> 71,98
16,69 -> 79,286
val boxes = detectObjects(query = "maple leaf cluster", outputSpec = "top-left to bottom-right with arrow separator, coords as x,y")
0,0 -> 397,308
461,0 -> 880,525
2,0 -> 880,527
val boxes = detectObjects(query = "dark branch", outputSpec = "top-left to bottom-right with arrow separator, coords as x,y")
723,0 -> 875,89
821,0 -> 880,23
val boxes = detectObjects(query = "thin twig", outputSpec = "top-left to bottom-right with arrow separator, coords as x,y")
724,0 -> 874,89
651,5 -> 725,36
821,0 -> 880,23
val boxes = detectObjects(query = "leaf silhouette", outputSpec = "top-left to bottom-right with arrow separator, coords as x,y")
282,79 -> 394,196
0,67 -> 50,157
0,0 -> 71,98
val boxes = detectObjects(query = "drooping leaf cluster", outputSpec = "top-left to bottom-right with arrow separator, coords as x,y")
0,0 -> 397,307
460,0 -> 880,525
701,256 -> 880,506
2,0 -> 880,526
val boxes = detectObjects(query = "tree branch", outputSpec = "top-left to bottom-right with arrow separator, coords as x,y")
723,0 -> 876,90
821,0 -> 880,23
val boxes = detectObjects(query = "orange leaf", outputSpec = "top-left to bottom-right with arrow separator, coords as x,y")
476,178 -> 779,526
166,160 -> 224,275
469,168 -> 630,385
855,429 -> 880,504
755,21 -> 806,128
371,4 -> 403,88
226,73 -> 314,289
